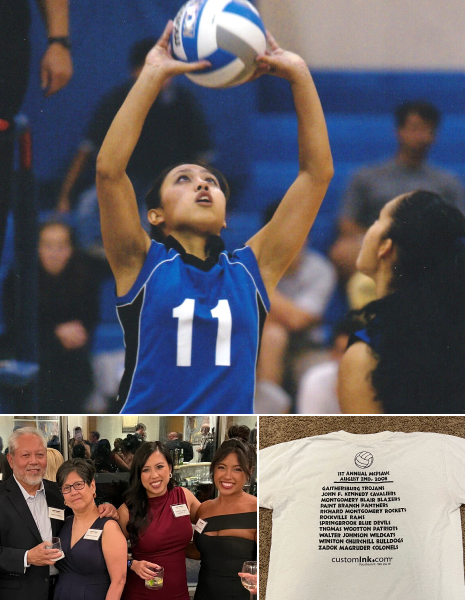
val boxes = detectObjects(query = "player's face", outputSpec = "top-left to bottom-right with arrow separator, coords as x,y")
39,224 -> 73,276
61,470 -> 96,510
397,113 -> 436,157
214,451 -> 248,496
151,164 -> 227,237
8,435 -> 47,489
140,451 -> 172,498
356,196 -> 401,277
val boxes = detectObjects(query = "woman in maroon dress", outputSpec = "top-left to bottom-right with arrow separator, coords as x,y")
118,441 -> 200,600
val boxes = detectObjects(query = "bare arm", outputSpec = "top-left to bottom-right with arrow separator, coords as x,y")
102,520 -> 127,600
267,290 -> 320,332
117,504 -> 129,538
181,487 -> 201,523
247,33 -> 333,296
337,341 -> 384,414
96,21 -> 209,297
37,0 -> 73,96
57,148 -> 91,212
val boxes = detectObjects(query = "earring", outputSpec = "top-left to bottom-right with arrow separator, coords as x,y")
169,473 -> 172,478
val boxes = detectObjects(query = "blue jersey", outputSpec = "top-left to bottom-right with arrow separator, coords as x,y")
115,236 -> 269,414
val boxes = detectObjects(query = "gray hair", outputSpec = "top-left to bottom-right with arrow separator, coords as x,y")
8,427 -> 46,455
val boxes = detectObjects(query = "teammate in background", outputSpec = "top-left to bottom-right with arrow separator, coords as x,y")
96,22 -> 333,414
338,190 -> 465,414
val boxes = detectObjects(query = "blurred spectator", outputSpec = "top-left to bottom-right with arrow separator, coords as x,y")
166,431 -> 194,463
47,434 -> 60,451
135,422 -> 146,441
93,438 -> 118,473
331,101 -> 465,282
56,37 -> 214,257
44,447 -> 64,481
0,0 -> 72,259
89,430 -> 100,458
296,320 -> 354,414
113,437 -> 124,455
113,434 -> 140,471
196,426 -> 215,463
1,220 -> 100,412
0,452 -> 12,481
256,203 -> 336,413
72,443 -> 87,460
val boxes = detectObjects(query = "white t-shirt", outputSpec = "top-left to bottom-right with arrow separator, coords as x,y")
259,431 -> 465,600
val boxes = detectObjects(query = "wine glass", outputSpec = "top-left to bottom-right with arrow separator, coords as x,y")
241,560 -> 257,599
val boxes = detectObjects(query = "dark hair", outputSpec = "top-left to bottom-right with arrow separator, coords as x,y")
354,190 -> 465,412
176,432 -> 183,441
395,101 -> 440,130
57,458 -> 96,489
90,431 -> 100,440
228,425 -> 251,444
129,38 -> 157,71
122,434 -> 141,454
145,162 -> 230,242
72,444 -> 86,459
210,439 -> 254,481
94,439 -> 114,473
124,442 -> 174,547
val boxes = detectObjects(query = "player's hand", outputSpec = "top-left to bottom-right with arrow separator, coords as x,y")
143,21 -> 210,79
27,542 -> 62,566
131,560 -> 163,580
55,321 -> 88,350
98,502 -> 119,520
255,31 -> 308,83
41,44 -> 73,97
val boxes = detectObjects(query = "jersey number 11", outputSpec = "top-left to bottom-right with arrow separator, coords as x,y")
173,299 -> 232,367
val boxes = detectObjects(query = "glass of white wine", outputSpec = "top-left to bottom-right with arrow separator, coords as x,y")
241,560 -> 257,599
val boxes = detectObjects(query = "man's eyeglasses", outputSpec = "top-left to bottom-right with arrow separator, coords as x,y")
61,480 -> 86,494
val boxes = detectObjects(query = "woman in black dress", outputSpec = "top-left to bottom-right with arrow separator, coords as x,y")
54,459 -> 127,600
194,439 -> 257,599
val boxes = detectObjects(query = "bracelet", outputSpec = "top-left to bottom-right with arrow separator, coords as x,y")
47,36 -> 71,50
127,559 -> 134,570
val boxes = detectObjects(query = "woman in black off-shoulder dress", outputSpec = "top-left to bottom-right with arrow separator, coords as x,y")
193,439 -> 257,600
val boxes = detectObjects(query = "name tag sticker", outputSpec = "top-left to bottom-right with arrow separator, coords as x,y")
84,529 -> 103,541
48,507 -> 65,521
195,518 -> 208,533
171,503 -> 190,518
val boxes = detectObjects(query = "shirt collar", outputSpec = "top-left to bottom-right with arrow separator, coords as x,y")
163,234 -> 226,272
14,474 -> 45,500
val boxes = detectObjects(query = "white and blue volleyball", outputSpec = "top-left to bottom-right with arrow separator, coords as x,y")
172,0 -> 267,88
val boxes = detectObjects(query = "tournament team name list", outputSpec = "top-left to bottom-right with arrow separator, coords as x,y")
319,471 -> 406,551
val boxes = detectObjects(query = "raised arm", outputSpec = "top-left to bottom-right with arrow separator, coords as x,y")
247,33 -> 333,295
96,21 -> 209,296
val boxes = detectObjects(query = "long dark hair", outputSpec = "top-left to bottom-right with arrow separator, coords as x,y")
354,190 -> 465,412
124,441 -> 174,547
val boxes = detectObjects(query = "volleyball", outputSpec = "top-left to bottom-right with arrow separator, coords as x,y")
354,451 -> 374,469
172,0 -> 267,88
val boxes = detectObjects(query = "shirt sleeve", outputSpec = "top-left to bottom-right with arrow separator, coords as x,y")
443,435 -> 465,505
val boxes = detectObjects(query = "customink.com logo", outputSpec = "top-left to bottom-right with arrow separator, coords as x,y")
332,556 -> 393,566
354,451 -> 374,469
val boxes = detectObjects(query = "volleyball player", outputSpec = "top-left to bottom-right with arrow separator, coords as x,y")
96,21 -> 333,414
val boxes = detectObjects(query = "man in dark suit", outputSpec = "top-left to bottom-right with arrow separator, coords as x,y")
0,427 -> 116,599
